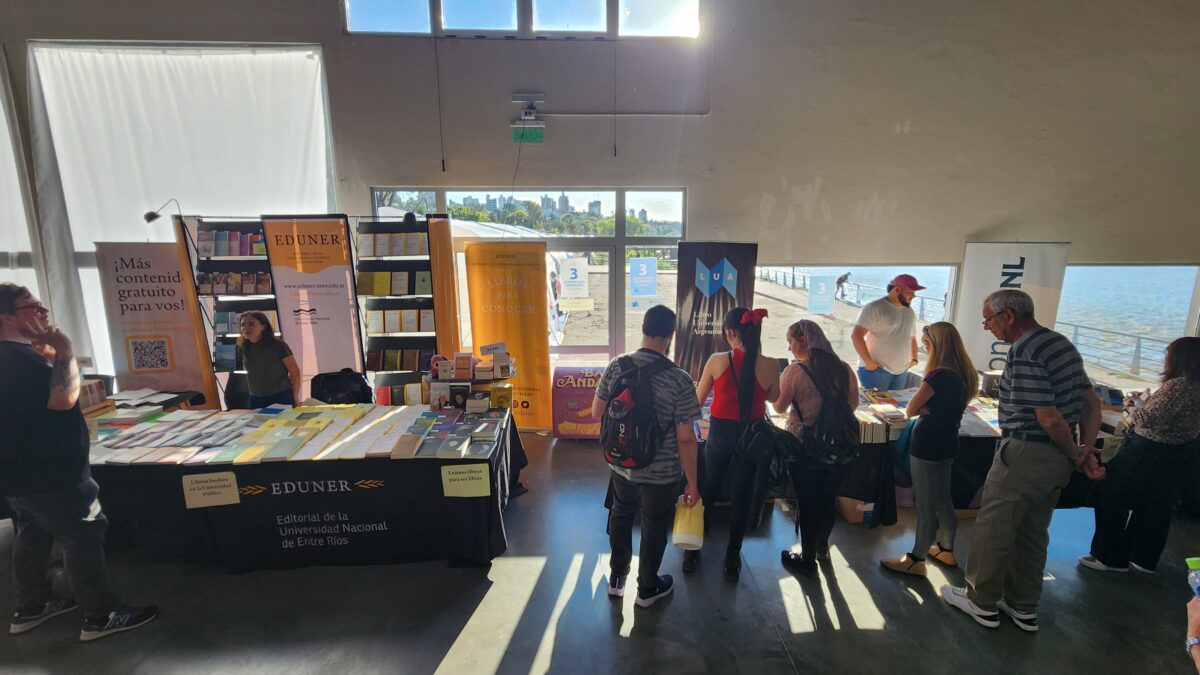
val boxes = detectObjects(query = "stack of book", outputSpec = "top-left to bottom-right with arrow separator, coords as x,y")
197,230 -> 267,258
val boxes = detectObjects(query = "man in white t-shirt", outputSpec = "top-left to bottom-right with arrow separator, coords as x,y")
851,274 -> 923,390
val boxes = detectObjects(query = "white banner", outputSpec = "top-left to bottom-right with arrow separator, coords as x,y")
263,216 -> 364,398
955,242 -> 1071,372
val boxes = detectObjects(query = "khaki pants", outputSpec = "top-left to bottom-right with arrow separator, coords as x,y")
965,437 -> 1073,612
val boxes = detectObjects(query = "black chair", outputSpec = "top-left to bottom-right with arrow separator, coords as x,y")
222,372 -> 252,409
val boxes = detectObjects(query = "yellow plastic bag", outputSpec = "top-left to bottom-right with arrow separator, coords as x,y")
672,497 -> 704,550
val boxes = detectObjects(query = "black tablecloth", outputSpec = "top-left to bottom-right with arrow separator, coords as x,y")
89,418 -> 526,572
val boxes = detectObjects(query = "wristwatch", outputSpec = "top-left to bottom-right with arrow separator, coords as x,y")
1185,636 -> 1200,656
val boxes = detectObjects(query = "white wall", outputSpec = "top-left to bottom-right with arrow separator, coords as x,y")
3,0 -> 1199,264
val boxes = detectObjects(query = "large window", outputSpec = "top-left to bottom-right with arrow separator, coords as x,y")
0,51 -> 39,296
345,0 -> 700,37
1056,265 -> 1200,387
345,0 -> 432,33
445,189 -> 617,237
534,0 -> 607,33
442,0 -> 518,32
374,189 -> 436,217
619,0 -> 700,37
31,44 -> 334,375
754,266 -> 957,370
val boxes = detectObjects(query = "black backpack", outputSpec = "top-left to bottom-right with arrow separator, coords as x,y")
309,368 -> 373,404
794,363 -> 861,465
600,353 -> 675,469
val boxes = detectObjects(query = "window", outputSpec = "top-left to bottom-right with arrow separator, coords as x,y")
373,189 -> 437,217
1056,265 -> 1200,387
1,52 -> 39,296
345,0 -> 432,33
753,266 -> 956,369
625,190 -> 683,237
445,190 -> 617,237
619,0 -> 700,37
442,0 -> 518,32
533,0 -> 607,32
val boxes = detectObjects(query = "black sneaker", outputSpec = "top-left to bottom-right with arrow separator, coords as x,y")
723,553 -> 741,582
79,605 -> 159,642
682,549 -> 699,574
10,597 -> 78,635
635,575 -> 674,608
607,573 -> 626,598
781,551 -> 818,578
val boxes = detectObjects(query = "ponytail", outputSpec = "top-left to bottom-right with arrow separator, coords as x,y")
724,307 -> 765,422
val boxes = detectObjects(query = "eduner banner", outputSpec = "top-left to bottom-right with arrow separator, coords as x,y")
263,216 -> 364,398
465,242 -> 551,429
675,242 -> 759,380
95,242 -> 219,406
955,242 -> 1071,372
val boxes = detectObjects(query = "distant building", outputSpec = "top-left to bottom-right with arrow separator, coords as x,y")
464,196 -> 481,208
485,196 -> 498,212
541,195 -> 555,211
638,209 -> 648,222
558,192 -> 570,214
628,208 -> 636,219
588,200 -> 602,217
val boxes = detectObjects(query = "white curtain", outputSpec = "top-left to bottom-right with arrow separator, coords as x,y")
29,44 -> 335,374
0,50 -> 41,293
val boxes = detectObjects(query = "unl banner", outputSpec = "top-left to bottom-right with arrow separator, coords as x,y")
263,216 -> 364,398
95,242 -> 219,405
956,242 -> 1070,372
465,242 -> 551,429
675,242 -> 759,380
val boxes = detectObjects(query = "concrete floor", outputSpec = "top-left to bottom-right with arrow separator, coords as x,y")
1,433 -> 1197,674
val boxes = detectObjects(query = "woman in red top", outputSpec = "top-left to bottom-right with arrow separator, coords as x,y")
693,307 -> 780,581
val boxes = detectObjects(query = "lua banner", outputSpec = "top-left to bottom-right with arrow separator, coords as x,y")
465,241 -> 552,429
262,216 -> 364,398
95,241 -> 220,407
674,242 -> 759,380
955,242 -> 1071,373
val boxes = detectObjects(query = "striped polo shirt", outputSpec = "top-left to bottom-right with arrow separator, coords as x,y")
998,326 -> 1090,433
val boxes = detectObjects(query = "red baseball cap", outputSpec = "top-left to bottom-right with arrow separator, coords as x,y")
889,274 -> 926,291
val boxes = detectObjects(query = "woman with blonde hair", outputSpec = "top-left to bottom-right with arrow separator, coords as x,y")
881,321 -> 978,576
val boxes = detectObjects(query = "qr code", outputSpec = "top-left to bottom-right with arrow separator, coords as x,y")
129,338 -> 171,372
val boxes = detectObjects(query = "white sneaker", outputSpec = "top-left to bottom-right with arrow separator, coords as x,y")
996,599 -> 1038,633
940,585 -> 1000,629
1129,562 -> 1157,575
1077,555 -> 1129,573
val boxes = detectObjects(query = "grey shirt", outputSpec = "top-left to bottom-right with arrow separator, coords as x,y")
998,327 -> 1089,433
596,348 -> 701,485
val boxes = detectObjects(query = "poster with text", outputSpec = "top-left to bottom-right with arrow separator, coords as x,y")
955,242 -> 1070,373
465,242 -> 552,429
808,275 -> 837,315
263,216 -> 364,399
630,257 -> 658,297
675,242 -> 759,380
561,258 -> 589,298
95,242 -> 219,406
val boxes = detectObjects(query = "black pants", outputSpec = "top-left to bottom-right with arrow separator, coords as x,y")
1090,432 -> 1198,571
789,455 -> 851,557
6,478 -> 119,618
701,418 -> 758,558
608,472 -> 680,591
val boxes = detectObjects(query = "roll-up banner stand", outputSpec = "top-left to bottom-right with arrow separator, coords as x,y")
674,242 -> 759,381
955,242 -> 1071,372
262,215 -> 365,399
95,241 -> 220,407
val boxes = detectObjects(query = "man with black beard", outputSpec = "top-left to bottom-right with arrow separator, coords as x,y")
851,274 -> 923,390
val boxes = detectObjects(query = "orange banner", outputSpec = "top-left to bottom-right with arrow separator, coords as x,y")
465,242 -> 551,429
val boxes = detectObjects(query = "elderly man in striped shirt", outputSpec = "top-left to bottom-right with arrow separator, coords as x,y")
942,289 -> 1104,633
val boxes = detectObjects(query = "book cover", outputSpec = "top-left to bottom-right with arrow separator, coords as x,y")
206,446 -> 249,465
228,312 -> 242,333
233,443 -> 273,464
453,353 -> 473,380
263,310 -> 278,329
227,272 -> 242,295
241,272 -> 256,294
373,233 -> 390,258
227,232 -> 241,257
356,271 -> 373,296
261,437 -> 308,461
449,383 -> 471,409
401,309 -> 419,333
384,310 -> 401,334
401,349 -> 418,372
214,343 -> 237,371
239,233 -> 252,256
415,431 -> 446,457
390,385 -> 405,405
252,234 -> 266,256
382,349 -> 401,371
373,272 -> 391,296
419,309 -> 435,332
436,360 -> 455,380
389,232 -> 406,257
183,448 -> 222,465
391,271 -> 410,296
197,272 -> 212,295
214,231 -> 229,257
375,385 -> 392,405
472,420 -> 500,440
413,271 -> 432,295
466,393 -> 491,414
418,349 -> 434,372
404,383 -> 422,405
465,441 -> 495,460
490,383 -> 513,409
214,311 -> 230,334
366,349 -> 383,371
197,231 -> 215,257
416,233 -> 429,255
357,232 -> 374,256
366,310 -> 384,335
437,434 -> 470,459
210,272 -> 227,296
430,382 -> 451,410
256,272 -> 272,294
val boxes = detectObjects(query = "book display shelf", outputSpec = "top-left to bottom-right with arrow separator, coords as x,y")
353,215 -> 441,403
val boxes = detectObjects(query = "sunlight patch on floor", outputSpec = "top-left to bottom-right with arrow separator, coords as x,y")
433,556 -> 547,675
529,553 -> 584,675
828,546 -> 886,630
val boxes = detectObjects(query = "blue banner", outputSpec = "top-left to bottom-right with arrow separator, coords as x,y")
808,275 -> 837,315
630,257 -> 657,297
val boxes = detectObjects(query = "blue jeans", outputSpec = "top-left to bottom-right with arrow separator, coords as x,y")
857,367 -> 908,391
248,389 -> 295,409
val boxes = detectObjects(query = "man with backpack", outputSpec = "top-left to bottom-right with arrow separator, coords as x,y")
592,305 -> 701,608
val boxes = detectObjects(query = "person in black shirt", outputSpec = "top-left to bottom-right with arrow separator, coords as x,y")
881,322 -> 978,576
0,283 -> 157,641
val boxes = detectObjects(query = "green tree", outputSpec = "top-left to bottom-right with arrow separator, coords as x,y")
448,205 -> 490,222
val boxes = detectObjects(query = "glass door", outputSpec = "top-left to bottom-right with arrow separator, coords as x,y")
548,245 -> 619,366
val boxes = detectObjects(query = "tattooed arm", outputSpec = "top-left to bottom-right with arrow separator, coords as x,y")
24,324 -> 80,410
